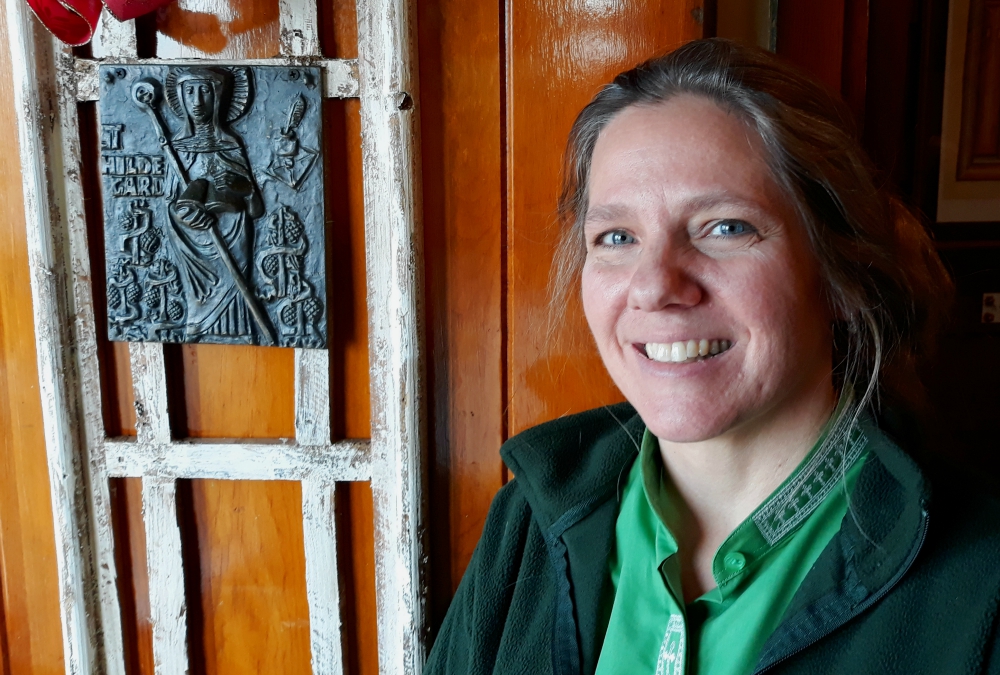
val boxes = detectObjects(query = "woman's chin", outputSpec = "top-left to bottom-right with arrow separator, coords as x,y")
634,402 -> 741,444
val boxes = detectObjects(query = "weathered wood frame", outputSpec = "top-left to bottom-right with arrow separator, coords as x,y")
3,0 -> 426,671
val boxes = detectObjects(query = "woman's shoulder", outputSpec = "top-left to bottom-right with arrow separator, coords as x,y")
923,462 -> 1000,567
498,402 -> 643,531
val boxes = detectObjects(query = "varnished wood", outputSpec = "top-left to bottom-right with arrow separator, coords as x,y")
841,0 -> 869,129
188,480 -> 312,673
776,0 -> 846,94
321,0 -> 380,669
0,6 -> 66,672
150,10 -> 311,674
177,344 -> 294,439
0,1 -> 878,673
155,0 -> 279,59
416,0 -> 505,617
109,477 -> 153,675
506,0 -> 704,435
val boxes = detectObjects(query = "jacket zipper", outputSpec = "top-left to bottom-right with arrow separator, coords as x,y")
752,508 -> 930,674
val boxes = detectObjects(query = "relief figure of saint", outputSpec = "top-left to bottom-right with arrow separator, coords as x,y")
162,67 -> 264,342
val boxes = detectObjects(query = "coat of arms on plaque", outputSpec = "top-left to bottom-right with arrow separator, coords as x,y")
98,65 -> 327,348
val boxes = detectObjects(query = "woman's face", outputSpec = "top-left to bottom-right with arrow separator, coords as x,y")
581,95 -> 834,443
183,80 -> 215,124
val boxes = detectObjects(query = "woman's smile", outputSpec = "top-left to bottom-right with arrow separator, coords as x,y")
637,339 -> 733,364
581,95 -> 835,443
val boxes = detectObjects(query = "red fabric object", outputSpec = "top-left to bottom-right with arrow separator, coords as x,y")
24,0 -> 102,46
102,0 -> 173,22
25,0 -> 174,45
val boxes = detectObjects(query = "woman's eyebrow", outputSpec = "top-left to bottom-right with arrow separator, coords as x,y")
584,204 -> 631,224
585,194 -> 770,226
682,192 -> 770,214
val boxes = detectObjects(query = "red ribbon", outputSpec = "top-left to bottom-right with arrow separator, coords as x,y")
25,0 -> 174,46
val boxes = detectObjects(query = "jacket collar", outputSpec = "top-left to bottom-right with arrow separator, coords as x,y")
501,402 -> 644,675
501,405 -> 931,675
753,417 -> 931,672
500,402 -> 643,533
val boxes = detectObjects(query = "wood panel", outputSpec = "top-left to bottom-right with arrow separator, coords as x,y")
416,0 -> 504,623
862,0 -> 922,196
0,1 -> 879,673
775,0 -> 846,95
155,0 -> 280,59
841,0 -> 869,129
88,0 -> 377,671
177,344 -> 295,438
319,0 -> 379,671
109,477 -> 153,675
95,0 -> 370,672
187,480 -> 311,672
957,0 -> 1000,180
507,0 -> 704,435
0,3 -> 65,671
775,0 -> 871,137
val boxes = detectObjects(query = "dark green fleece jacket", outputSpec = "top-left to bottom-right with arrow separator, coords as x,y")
425,403 -> 1000,674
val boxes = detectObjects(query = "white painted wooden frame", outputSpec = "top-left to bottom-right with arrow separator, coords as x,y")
4,0 -> 425,671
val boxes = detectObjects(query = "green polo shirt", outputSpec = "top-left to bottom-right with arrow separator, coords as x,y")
595,420 -> 869,675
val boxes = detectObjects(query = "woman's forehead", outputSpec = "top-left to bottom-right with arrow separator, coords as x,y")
595,96 -> 761,162
588,97 -> 777,209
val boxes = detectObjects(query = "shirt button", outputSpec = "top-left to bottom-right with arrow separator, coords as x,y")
724,551 -> 747,572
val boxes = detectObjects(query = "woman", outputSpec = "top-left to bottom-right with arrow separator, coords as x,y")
163,66 -> 265,343
426,39 -> 1000,674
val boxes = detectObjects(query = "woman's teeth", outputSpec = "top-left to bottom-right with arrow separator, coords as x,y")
644,339 -> 731,364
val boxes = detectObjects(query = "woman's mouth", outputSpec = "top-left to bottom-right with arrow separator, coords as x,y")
640,339 -> 732,364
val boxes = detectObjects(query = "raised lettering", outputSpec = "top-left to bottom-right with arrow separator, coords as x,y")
101,154 -> 167,178
112,175 -> 165,197
101,123 -> 123,150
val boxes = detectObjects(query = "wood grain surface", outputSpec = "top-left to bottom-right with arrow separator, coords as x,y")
320,1 -> 380,671
0,1 -> 873,673
775,0 -> 846,95
0,5 -> 66,673
417,0 -> 505,621
506,0 -> 705,435
155,0 -> 280,58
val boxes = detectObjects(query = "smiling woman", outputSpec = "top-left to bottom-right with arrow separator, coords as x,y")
582,97 -> 834,451
425,39 -> 1000,675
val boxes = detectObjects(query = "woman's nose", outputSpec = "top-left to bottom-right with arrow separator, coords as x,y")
627,243 -> 703,312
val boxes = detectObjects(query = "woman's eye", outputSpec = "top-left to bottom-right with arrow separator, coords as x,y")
709,219 -> 755,237
598,230 -> 635,247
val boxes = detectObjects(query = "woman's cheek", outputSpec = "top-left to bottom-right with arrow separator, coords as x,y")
582,264 -> 627,339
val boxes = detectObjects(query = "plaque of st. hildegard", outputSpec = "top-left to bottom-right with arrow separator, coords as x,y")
99,65 -> 327,348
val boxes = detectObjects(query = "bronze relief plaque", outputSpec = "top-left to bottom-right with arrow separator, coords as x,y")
99,65 -> 327,348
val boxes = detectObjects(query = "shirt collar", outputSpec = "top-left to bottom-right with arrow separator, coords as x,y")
639,409 -> 870,601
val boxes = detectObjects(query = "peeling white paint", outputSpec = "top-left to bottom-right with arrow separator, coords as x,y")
296,348 -> 332,446
303,480 -> 345,674
7,0 -> 425,671
357,0 -> 427,672
73,57 -> 360,102
279,0 -> 319,57
142,476 -> 190,675
104,439 -> 372,481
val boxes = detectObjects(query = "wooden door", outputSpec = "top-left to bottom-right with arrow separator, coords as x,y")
0,0 -> 864,673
